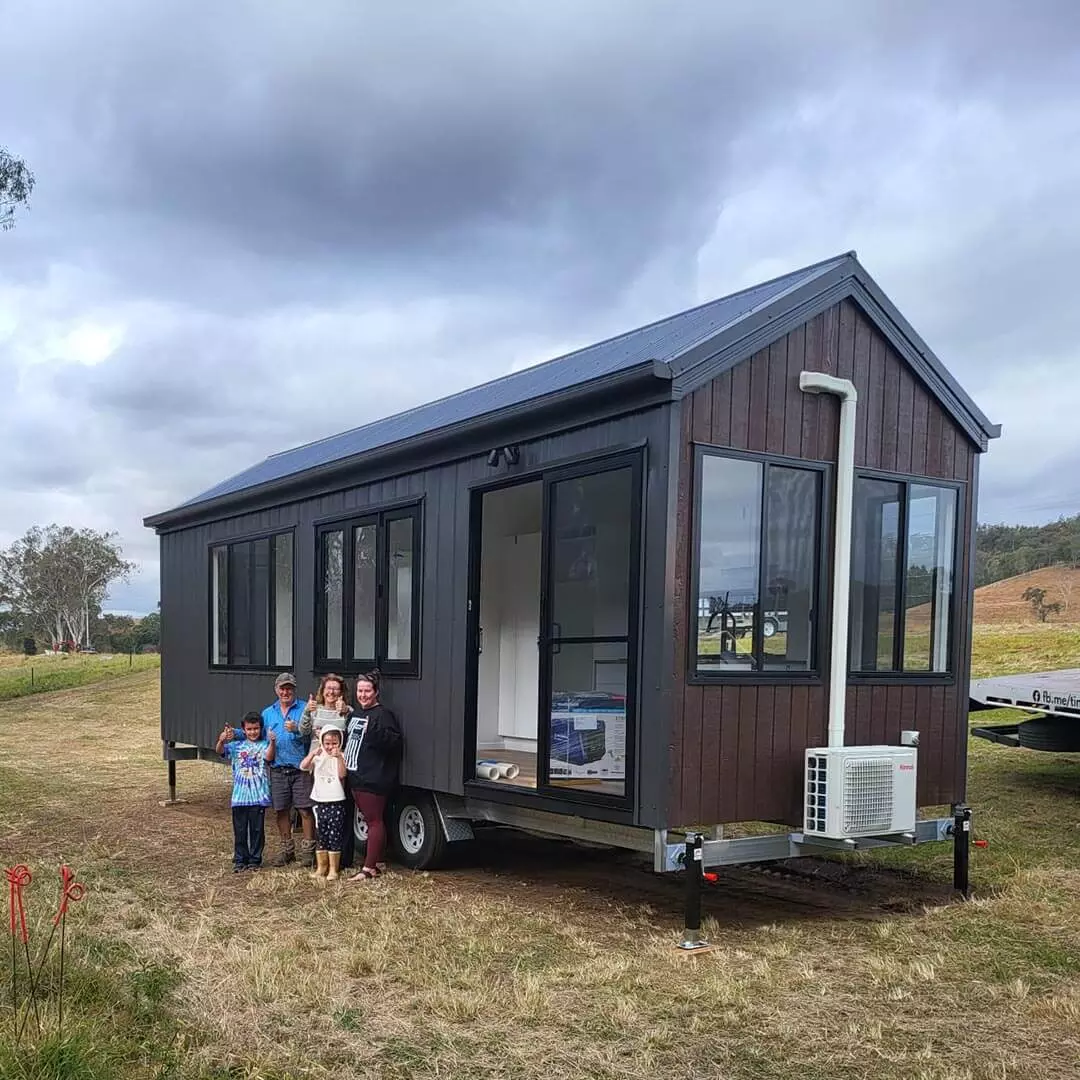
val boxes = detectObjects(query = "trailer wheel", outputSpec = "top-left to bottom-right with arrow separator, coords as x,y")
1017,719 -> 1080,752
762,617 -> 778,639
391,790 -> 448,870
352,805 -> 368,862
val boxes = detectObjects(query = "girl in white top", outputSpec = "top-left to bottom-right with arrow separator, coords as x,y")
300,723 -> 348,881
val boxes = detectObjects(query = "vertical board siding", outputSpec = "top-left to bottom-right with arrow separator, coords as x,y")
670,298 -> 979,826
160,405 -> 675,825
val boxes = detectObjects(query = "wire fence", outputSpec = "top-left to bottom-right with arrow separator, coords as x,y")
0,653 -> 161,702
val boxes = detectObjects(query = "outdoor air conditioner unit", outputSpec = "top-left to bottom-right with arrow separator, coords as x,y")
803,746 -> 917,840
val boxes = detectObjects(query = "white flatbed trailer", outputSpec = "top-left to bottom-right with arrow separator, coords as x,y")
969,669 -> 1080,751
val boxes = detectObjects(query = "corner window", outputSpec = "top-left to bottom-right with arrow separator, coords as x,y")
316,505 -> 422,675
693,451 -> 822,676
210,531 -> 293,668
850,478 -> 957,674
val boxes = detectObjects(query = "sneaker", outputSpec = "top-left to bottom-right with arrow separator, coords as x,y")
245,864 -> 260,872
232,864 -> 245,874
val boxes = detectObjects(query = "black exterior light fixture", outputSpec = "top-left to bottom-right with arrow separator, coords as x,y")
486,445 -> 521,468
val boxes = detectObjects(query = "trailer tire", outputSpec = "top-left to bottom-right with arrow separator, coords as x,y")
391,790 -> 448,870
351,804 -> 368,864
1016,718 -> 1080,752
762,617 -> 779,639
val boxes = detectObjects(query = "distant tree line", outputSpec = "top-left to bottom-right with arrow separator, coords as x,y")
975,514 -> 1080,587
0,525 -> 159,654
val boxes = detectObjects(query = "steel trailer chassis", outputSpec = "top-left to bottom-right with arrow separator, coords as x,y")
163,746 -> 974,949
429,793 -> 974,951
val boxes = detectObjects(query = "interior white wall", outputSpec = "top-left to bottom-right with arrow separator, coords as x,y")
476,482 -> 542,750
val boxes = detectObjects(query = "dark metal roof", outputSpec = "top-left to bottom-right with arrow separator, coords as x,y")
165,254 -> 851,513
146,251 -> 999,529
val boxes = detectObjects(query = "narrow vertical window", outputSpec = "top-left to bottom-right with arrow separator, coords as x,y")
850,480 -> 902,673
273,533 -> 293,667
904,485 -> 957,673
228,542 -> 252,666
211,545 -> 228,665
322,530 -> 344,661
763,466 -> 819,670
353,524 -> 377,662
386,516 -> 415,662
250,537 -> 270,667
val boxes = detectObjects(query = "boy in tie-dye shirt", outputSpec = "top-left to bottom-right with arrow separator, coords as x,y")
215,711 -> 276,872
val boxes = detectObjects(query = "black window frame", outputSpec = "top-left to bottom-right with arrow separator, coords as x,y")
315,502 -> 423,677
689,445 -> 829,684
848,470 -> 963,682
207,528 -> 296,672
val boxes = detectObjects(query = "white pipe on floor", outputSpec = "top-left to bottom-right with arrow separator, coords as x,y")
799,371 -> 858,749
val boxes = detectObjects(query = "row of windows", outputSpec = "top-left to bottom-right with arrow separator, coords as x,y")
208,451 -> 961,683
209,505 -> 422,676
693,449 -> 960,679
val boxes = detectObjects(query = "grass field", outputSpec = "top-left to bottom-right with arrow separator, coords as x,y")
0,630 -> 1078,1078
0,652 -> 160,702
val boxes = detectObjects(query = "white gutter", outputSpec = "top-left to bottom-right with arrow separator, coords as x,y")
798,371 -> 858,749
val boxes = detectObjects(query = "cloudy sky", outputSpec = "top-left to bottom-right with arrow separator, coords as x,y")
2,1 -> 1078,614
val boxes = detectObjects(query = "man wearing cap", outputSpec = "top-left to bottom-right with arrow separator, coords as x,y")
262,672 -> 316,867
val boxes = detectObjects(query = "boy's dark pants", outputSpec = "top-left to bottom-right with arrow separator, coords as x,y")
232,805 -> 266,867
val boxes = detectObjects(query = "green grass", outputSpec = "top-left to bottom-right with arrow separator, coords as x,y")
971,623 -> 1080,678
0,653 -> 160,702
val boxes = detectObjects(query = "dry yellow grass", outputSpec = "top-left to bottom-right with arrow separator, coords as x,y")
0,669 -> 1079,1078
974,566 -> 1080,627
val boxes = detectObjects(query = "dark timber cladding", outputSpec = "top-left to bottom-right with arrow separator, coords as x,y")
158,405 -> 675,821
670,298 -> 977,828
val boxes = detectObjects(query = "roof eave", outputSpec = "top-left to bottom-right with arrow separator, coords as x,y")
143,358 -> 674,532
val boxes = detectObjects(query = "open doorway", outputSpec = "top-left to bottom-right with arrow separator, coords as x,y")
474,480 -> 543,788
469,455 -> 641,804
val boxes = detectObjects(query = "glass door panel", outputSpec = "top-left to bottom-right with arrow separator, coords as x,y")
549,468 -> 633,639
540,460 -> 639,801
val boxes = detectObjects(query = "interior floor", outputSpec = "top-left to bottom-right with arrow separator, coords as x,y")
474,745 -> 625,796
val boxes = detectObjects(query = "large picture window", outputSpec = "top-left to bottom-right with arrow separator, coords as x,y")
693,450 -> 823,676
850,478 -> 958,674
316,504 -> 421,675
210,531 -> 294,668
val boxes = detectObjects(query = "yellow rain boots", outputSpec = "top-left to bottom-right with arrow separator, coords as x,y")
326,851 -> 341,881
310,849 -> 329,880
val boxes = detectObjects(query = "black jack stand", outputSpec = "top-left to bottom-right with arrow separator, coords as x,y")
678,833 -> 711,952
951,803 -> 972,899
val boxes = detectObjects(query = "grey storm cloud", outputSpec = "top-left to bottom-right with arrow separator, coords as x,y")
1,0 -> 1079,612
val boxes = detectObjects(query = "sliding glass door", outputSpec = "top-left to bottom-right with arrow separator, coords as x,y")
538,455 -> 642,802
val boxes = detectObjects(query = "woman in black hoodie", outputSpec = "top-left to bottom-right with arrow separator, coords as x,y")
343,669 -> 402,882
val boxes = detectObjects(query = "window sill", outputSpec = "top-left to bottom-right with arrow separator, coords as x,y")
688,671 -> 824,687
208,665 -> 294,675
847,672 -> 956,686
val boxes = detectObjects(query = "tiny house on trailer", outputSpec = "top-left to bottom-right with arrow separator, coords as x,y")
145,252 -> 999,930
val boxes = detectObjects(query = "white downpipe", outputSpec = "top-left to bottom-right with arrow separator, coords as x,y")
798,371 -> 858,749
